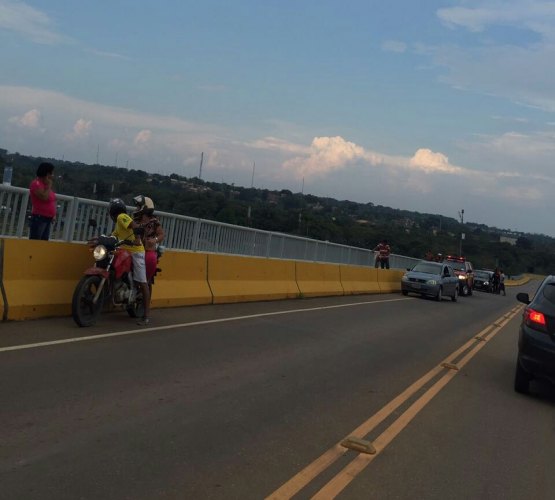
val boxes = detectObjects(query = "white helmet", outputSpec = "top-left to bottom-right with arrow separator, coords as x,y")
133,194 -> 155,215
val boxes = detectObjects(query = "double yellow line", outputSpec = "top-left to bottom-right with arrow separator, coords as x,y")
267,305 -> 523,499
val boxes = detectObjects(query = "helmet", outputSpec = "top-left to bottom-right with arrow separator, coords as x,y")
133,194 -> 155,216
108,198 -> 127,220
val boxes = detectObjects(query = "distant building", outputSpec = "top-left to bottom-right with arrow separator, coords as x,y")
500,235 -> 517,246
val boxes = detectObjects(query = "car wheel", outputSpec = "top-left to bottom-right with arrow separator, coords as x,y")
436,287 -> 443,302
402,290 -> 409,296
451,287 -> 458,302
514,358 -> 531,394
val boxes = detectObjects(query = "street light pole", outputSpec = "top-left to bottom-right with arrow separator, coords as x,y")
458,209 -> 465,255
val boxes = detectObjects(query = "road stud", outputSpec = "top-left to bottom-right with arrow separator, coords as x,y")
441,362 -> 459,371
340,437 -> 376,455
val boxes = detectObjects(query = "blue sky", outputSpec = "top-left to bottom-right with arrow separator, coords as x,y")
2,1 -> 555,236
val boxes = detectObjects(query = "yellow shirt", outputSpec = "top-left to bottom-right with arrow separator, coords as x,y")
112,213 -> 144,253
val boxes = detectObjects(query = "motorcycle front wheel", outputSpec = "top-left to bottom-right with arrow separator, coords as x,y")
72,275 -> 104,327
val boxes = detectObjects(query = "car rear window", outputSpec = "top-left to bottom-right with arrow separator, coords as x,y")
541,283 -> 555,305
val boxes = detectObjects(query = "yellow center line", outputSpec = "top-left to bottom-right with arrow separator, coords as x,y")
267,305 -> 523,500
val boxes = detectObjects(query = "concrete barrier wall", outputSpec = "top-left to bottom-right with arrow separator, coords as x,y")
1,238 -> 91,320
295,261 -> 344,298
340,265 -> 381,295
152,251 -> 212,308
208,254 -> 300,304
0,239 -> 405,321
377,268 -> 404,293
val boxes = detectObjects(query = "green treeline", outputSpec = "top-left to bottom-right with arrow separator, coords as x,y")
2,148 -> 554,275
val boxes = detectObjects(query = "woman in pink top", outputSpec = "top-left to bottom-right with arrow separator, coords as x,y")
29,162 -> 56,240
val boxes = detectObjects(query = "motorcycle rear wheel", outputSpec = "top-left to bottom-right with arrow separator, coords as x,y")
72,275 -> 104,327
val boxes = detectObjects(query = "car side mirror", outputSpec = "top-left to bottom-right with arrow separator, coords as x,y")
516,292 -> 530,305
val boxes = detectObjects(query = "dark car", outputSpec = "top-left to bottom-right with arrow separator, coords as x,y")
514,276 -> 555,394
443,255 -> 474,296
401,261 -> 459,302
473,270 -> 494,293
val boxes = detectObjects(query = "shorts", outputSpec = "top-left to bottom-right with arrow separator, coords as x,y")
131,252 -> 147,284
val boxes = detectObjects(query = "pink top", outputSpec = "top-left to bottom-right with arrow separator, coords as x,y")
29,178 -> 56,218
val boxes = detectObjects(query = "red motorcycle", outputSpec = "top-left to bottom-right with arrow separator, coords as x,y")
72,225 -> 145,327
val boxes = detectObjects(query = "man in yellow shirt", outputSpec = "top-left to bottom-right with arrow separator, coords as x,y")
109,198 -> 151,325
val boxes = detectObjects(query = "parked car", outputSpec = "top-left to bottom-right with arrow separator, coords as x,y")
401,261 -> 459,302
514,276 -> 555,394
473,270 -> 494,293
443,255 -> 474,296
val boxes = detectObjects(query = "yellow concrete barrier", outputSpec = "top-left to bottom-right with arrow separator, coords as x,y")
340,265 -> 381,295
208,254 -> 300,304
295,261 -> 344,298
152,251 -> 212,307
377,268 -> 404,293
1,238 -> 91,320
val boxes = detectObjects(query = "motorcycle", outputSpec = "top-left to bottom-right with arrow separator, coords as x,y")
71,220 -> 145,327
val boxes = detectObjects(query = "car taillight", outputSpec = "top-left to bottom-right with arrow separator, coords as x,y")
524,308 -> 547,331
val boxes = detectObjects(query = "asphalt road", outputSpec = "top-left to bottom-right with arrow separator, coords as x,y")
1,281 -> 553,500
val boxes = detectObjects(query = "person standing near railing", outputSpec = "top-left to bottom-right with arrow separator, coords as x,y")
373,239 -> 391,269
29,162 -> 56,240
132,194 -> 165,298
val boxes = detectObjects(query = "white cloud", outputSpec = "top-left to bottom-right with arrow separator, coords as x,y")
134,129 -> 152,145
382,40 -> 407,53
279,136 -> 464,179
66,118 -> 92,140
409,148 -> 463,174
0,0 -> 65,44
8,108 -> 42,129
437,2 -> 555,36
430,2 -> 555,113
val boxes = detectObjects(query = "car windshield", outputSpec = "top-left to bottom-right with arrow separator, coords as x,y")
475,271 -> 491,279
411,263 -> 441,274
446,261 -> 465,271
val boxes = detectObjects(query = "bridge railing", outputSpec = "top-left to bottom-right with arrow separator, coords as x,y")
0,184 -> 420,270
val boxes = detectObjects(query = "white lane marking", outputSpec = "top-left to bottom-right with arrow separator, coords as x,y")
0,297 -> 409,353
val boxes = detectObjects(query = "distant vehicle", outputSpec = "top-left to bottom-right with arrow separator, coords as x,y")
514,277 -> 555,394
443,255 -> 474,296
401,260 -> 459,302
473,270 -> 494,293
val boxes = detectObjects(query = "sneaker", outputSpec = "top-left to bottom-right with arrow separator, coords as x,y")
136,317 -> 150,326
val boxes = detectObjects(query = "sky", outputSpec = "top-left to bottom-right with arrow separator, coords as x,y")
1,1 -> 555,236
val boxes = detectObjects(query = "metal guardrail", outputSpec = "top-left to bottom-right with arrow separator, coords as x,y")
0,184 -> 420,270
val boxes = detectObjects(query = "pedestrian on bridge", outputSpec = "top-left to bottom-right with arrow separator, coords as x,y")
29,162 -> 56,240
373,239 -> 391,269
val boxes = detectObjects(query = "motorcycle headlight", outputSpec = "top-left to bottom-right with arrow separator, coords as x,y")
93,245 -> 108,261
458,275 -> 466,280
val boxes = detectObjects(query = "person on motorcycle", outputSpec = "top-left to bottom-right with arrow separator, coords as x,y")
109,198 -> 151,326
132,195 -> 165,299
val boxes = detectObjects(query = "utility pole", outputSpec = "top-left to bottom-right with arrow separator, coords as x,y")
458,209 -> 465,255
199,152 -> 204,180
251,161 -> 255,188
